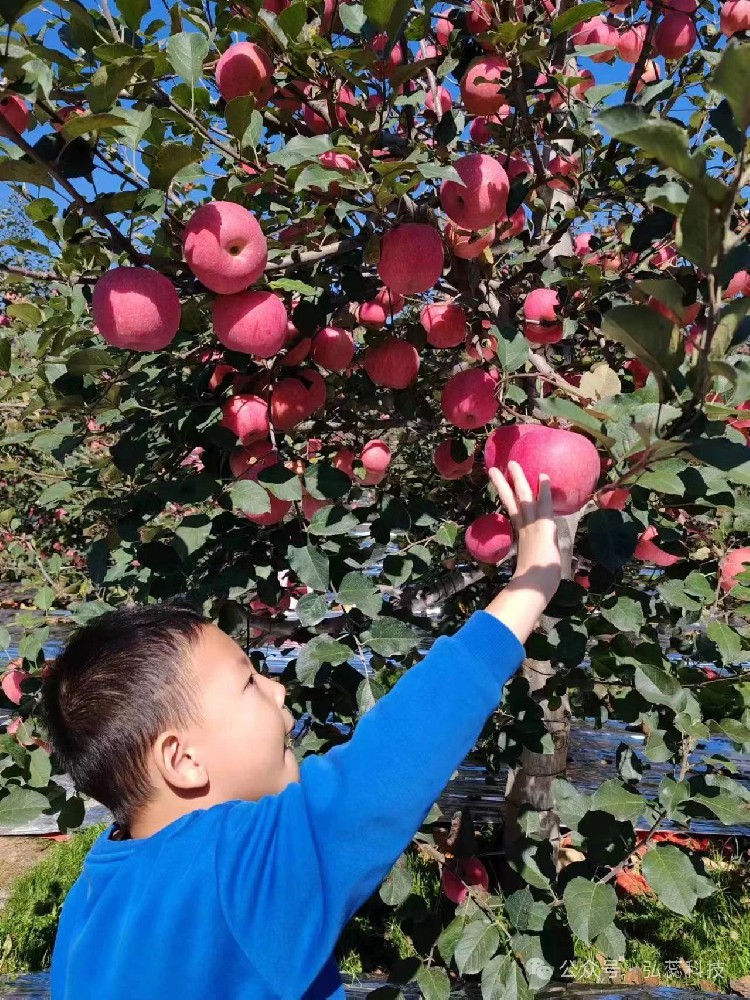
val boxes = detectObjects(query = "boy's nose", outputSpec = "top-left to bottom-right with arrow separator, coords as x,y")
267,675 -> 287,706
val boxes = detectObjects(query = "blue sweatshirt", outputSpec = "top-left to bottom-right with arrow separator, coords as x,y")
50,610 -> 524,999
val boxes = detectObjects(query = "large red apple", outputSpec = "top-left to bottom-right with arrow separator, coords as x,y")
420,302 -> 467,348
212,290 -> 287,357
440,154 -> 509,231
460,56 -> 510,115
378,224 -> 444,294
434,439 -> 476,479
442,369 -> 499,429
92,267 -> 181,352
183,201 -> 267,294
215,42 -> 274,104
465,513 -> 513,565
364,340 -> 420,388
497,425 -> 600,515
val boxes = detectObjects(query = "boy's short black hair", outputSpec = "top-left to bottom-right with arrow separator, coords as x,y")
39,601 -> 211,831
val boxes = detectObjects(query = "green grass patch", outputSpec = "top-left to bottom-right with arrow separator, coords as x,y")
569,845 -> 750,993
0,823 -> 108,974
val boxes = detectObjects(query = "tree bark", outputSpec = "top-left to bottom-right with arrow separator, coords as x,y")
500,511 -> 580,891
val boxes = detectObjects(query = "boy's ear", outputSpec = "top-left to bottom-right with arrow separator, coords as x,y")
152,731 -> 209,791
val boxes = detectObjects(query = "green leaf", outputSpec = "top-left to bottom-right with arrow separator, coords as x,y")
707,620 -> 743,664
367,618 -> 419,657
690,438 -> 750,487
482,954 -> 533,1000
634,663 -> 692,715
435,521 -> 460,547
454,920 -> 499,976
32,586 -> 54,613
304,463 -> 352,501
225,97 -> 263,149
676,184 -> 727,272
277,1 -> 306,37
6,302 -> 42,327
148,143 -> 202,190
295,593 -> 327,627
379,854 -> 412,906
0,157 -> 55,190
0,0 -> 41,26
601,305 -> 683,390
551,0 -> 604,35
308,504 -> 359,536
28,746 -> 51,788
659,579 -> 701,611
417,161 -> 463,184
600,595 -> 644,633
644,180 -> 689,216
364,0 -> 410,38
337,571 -> 383,618
117,0 -> 149,30
287,543 -> 329,592
60,111 -> 132,139
296,635 -> 351,685
596,105 -> 705,182
0,786 -> 49,826
495,330 -> 528,373
712,39 -> 750,130
436,914 -> 467,964
711,298 -> 750,360
562,877 -> 617,944
415,966 -> 450,1000
228,479 -> 271,516
537,396 -> 608,438
591,780 -> 647,823
66,348 -> 116,375
173,516 -> 212,559
166,31 -> 209,88
684,571 -> 714,600
641,844 -> 716,916
85,57 -> 145,114
57,793 -> 86,832
36,480 -> 73,507
257,465 -> 303,501
505,887 -> 550,932
267,134 -> 333,170
593,923 -> 626,961
339,1 -> 366,31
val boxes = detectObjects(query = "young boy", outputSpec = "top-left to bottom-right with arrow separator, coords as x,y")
41,462 -> 560,999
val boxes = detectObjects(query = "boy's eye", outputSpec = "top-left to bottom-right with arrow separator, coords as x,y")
244,671 -> 255,689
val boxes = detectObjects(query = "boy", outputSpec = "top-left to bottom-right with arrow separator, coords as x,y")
41,462 -> 560,999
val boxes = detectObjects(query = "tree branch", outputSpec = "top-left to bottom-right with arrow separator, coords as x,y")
0,117 -> 145,265
265,236 -> 364,273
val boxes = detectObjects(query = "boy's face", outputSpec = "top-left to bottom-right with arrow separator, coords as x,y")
180,623 -> 300,803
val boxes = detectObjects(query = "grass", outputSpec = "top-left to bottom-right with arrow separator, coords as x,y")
568,844 -> 750,993
0,822 -> 108,974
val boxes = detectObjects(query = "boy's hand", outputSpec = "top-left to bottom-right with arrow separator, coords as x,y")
483,460 -> 562,645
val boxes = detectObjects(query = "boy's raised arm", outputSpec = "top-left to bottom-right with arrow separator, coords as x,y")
215,463 -> 561,997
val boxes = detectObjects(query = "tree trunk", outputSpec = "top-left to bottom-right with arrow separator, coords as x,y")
500,511 -> 580,892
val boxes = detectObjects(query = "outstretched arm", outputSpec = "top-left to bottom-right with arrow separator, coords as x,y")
216,463 -> 561,997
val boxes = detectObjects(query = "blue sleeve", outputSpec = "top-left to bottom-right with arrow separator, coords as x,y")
214,611 -> 525,996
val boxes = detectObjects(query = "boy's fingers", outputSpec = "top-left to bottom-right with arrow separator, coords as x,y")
489,467 -> 521,525
537,474 -> 553,520
507,461 -> 534,507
